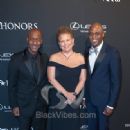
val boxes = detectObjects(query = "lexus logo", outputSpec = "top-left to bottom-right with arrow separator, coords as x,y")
70,22 -> 91,31
70,22 -> 91,33
70,22 -> 107,33
70,22 -> 80,30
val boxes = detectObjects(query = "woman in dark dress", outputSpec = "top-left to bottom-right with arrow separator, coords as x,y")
47,26 -> 86,130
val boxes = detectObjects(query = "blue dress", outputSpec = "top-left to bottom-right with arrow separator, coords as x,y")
47,61 -> 86,130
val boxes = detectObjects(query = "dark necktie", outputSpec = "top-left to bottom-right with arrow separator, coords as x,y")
31,57 -> 39,82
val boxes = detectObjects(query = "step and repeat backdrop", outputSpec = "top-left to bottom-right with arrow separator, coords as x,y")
0,0 -> 130,130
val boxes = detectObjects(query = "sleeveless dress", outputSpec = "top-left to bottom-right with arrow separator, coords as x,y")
47,61 -> 86,130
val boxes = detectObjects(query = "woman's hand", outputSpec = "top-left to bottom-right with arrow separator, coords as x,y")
64,91 -> 76,103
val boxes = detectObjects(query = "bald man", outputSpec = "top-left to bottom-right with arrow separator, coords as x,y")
8,28 -> 48,130
85,22 -> 122,130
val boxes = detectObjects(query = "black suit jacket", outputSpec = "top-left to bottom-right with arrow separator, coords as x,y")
8,49 -> 48,115
85,43 -> 122,108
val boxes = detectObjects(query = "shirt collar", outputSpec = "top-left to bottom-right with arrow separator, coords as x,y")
96,41 -> 103,53
91,41 -> 103,54
26,49 -> 38,60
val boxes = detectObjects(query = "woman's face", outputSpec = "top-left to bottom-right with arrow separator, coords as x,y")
58,33 -> 74,52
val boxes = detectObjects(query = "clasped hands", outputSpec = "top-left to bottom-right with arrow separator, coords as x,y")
64,91 -> 76,105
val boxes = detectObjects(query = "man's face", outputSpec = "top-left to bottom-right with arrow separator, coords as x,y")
27,30 -> 42,55
89,24 -> 104,47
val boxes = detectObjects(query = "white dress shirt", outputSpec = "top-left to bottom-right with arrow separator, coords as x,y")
89,41 -> 103,73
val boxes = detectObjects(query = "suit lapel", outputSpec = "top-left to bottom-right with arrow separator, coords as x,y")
91,44 -> 107,75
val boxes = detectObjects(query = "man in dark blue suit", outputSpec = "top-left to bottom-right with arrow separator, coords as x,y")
8,28 -> 48,130
85,22 -> 122,130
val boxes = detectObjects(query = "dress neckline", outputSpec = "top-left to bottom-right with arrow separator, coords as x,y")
49,61 -> 85,69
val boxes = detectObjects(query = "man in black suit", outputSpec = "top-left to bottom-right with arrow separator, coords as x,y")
85,22 -> 122,130
8,28 -> 48,130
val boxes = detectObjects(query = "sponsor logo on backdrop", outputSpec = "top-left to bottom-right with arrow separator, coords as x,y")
0,53 -> 14,61
0,22 -> 38,30
70,22 -> 91,33
70,22 -> 107,33
96,0 -> 121,3
0,128 -> 33,130
0,128 -> 19,130
0,104 -> 11,112
102,0 -> 121,3
125,123 -> 130,127
0,80 -> 8,87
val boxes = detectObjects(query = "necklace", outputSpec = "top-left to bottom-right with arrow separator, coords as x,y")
61,51 -> 74,60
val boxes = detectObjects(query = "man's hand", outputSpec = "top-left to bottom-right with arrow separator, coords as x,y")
12,107 -> 20,117
103,106 -> 113,116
